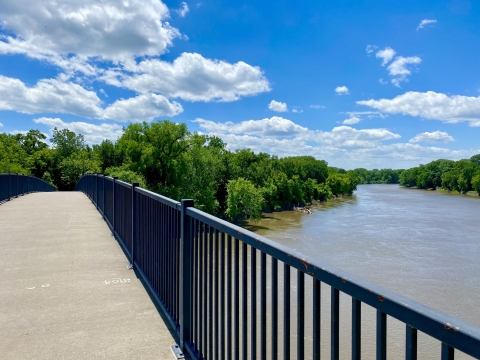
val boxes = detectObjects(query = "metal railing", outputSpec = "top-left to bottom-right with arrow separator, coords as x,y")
0,173 -> 56,203
75,173 -> 480,360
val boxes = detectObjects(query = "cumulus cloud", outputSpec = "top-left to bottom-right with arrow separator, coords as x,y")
357,91 -> 480,127
417,19 -> 437,31
371,47 -> 422,87
103,52 -> 270,102
376,47 -> 396,66
193,117 -> 477,168
176,2 -> 190,17
33,117 -> 123,144
335,86 -> 349,95
366,45 -> 378,54
0,0 -> 180,62
268,100 -> 288,112
409,131 -> 455,143
310,105 -> 325,109
342,116 -> 361,125
292,108 -> 303,113
0,75 -> 183,122
0,122 -> 3,127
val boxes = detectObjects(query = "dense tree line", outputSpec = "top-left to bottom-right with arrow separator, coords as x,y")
353,168 -> 403,184
399,157 -> 480,195
0,121 -> 361,222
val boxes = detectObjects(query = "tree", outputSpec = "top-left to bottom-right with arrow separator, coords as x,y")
472,172 -> 480,195
15,130 -> 49,155
225,178 -> 264,222
51,128 -> 85,159
59,151 -> 100,190
93,140 -> 118,171
471,154 -> 480,166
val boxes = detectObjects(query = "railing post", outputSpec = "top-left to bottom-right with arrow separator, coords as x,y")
7,172 -> 11,201
16,173 -> 18,198
180,199 -> 194,351
103,173 -> 106,219
113,177 -> 118,235
129,182 -> 139,268
95,173 -> 99,210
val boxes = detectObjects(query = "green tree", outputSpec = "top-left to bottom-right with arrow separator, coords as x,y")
59,151 -> 100,190
51,128 -> 85,159
15,130 -> 48,155
225,178 -> 264,222
472,172 -> 480,195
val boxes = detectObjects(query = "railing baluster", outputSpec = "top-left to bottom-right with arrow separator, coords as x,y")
260,252 -> 267,360
203,223 -> 208,359
220,231 -> 225,359
242,242 -> 248,360
331,287 -> 340,360
297,270 -> 305,359
441,343 -> 455,360
313,278 -> 321,360
406,325 -> 417,360
234,238 -> 240,360
376,310 -> 387,360
251,247 -> 257,360
227,234 -> 233,360
214,229 -> 219,360
272,258 -> 278,360
284,263 -> 290,360
208,226 -> 214,360
198,222 -> 204,358
352,298 -> 362,360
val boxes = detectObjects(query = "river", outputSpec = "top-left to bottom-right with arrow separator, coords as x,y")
248,184 -> 480,359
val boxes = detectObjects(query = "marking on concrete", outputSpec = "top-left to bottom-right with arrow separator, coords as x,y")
27,287 -> 35,290
104,278 -> 130,285
41,284 -> 50,288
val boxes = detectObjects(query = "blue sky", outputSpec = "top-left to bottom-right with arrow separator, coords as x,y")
0,0 -> 479,169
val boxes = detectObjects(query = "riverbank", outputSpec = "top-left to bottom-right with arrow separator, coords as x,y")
402,185 -> 480,198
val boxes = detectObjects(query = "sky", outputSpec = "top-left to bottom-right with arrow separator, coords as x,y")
0,0 -> 479,169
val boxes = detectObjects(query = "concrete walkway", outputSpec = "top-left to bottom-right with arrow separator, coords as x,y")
0,192 -> 176,359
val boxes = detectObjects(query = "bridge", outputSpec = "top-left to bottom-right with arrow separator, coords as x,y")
1,173 -> 480,360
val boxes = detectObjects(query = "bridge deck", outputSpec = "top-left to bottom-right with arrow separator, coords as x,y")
0,192 -> 176,359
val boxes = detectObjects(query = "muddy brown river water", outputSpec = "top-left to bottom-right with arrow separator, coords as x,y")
247,184 -> 480,359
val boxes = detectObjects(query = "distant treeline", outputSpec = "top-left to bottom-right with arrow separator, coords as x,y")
0,121 -> 362,222
351,168 -> 403,184
399,157 -> 480,195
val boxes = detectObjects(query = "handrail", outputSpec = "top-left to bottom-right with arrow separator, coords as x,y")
0,173 -> 56,203
75,173 -> 480,360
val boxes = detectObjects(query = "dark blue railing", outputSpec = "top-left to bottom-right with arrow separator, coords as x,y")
76,173 -> 480,360
0,173 -> 56,203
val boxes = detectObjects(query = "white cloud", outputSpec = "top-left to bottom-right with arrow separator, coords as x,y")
342,116 -> 361,125
268,100 -> 288,112
0,0 -> 180,62
310,105 -> 325,109
176,2 -> 190,17
357,91 -> 480,127
292,108 -> 303,113
335,86 -> 349,95
370,47 -> 422,87
194,117 -> 478,169
379,78 -> 388,85
0,75 -> 183,122
417,19 -> 437,31
0,122 -> 3,127
366,45 -> 378,54
194,117 -> 306,137
409,131 -> 455,143
102,93 -> 183,121
99,89 -> 108,97
103,52 -> 270,102
376,47 -> 396,66
387,56 -> 422,87
33,117 -> 124,144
